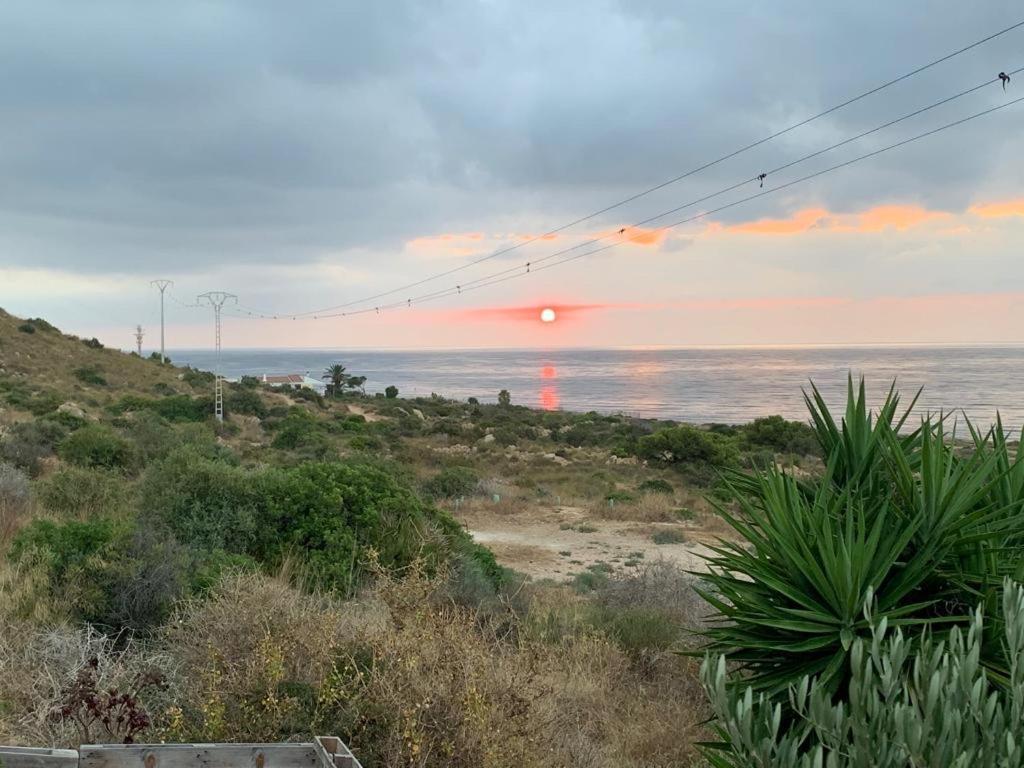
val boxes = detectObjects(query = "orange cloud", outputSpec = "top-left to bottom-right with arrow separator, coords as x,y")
405,232 -> 487,258
969,199 -> 1024,218
605,225 -> 668,246
722,204 -> 949,236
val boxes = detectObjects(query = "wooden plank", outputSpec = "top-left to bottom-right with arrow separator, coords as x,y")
0,746 -> 80,768
78,744 -> 319,768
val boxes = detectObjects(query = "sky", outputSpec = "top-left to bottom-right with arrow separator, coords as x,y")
0,1 -> 1022,350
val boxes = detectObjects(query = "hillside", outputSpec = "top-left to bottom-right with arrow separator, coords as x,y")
0,306 -> 823,766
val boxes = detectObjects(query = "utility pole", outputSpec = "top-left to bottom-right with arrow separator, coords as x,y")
197,291 -> 237,422
134,325 -> 144,356
150,279 -> 173,363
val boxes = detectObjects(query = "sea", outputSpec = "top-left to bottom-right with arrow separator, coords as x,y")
170,345 -> 1024,429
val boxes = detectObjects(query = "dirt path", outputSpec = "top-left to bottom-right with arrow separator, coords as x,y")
459,505 -> 715,581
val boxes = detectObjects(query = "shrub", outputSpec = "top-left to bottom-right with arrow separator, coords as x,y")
0,419 -> 68,476
497,389 -> 511,407
73,366 -> 108,387
82,337 -> 104,349
385,385 -> 399,399
37,466 -> 131,518
703,579 -> 1024,767
58,424 -> 136,471
225,388 -> 267,418
651,529 -> 686,545
114,394 -> 213,423
140,448 -> 260,554
741,414 -> 819,455
18,322 -> 37,333
271,408 -> 326,450
637,424 -> 739,468
638,478 -> 674,495
25,317 -> 58,332
467,396 -> 479,405
182,368 -> 215,387
422,466 -> 479,499
699,378 -> 1024,704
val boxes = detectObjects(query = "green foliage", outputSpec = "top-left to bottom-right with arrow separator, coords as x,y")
703,579 -> 1024,767
58,424 -> 136,470
385,385 -> 399,399
741,414 -> 819,456
24,317 -> 58,332
0,419 -> 67,476
81,337 -> 104,349
181,368 -> 215,387
73,366 -> 108,386
638,478 -> 674,495
271,407 -> 327,451
225,387 -> 267,418
17,322 -> 36,334
422,466 -> 479,499
497,389 -> 511,407
699,377 -> 1024,702
37,466 -> 131,517
114,394 -> 213,423
638,424 -> 739,468
10,517 -> 190,631
140,447 -> 260,554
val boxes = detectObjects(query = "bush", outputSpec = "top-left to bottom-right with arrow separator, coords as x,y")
271,408 -> 327,451
73,366 -> 108,387
140,448 -> 260,554
0,419 -> 68,476
741,414 -> 819,455
704,579 -> 1024,767
225,388 -> 267,418
10,516 -> 189,631
651,529 -> 686,545
37,466 -> 131,518
422,466 -> 479,499
58,424 -> 136,471
497,389 -> 511,407
638,478 -> 674,495
17,322 -> 36,334
385,385 -> 399,399
82,337 -> 104,349
637,424 -> 739,468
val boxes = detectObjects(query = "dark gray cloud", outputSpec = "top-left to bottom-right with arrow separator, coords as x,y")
0,0 -> 1020,284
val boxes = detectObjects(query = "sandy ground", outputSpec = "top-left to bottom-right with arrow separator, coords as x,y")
459,505 -> 716,581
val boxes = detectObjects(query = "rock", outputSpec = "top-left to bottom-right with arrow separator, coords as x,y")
412,408 -> 426,421
544,452 -> 571,466
534,426 -> 552,439
607,455 -> 638,466
481,433 -> 496,444
57,402 -> 87,420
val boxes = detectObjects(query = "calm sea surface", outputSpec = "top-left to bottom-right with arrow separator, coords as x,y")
171,346 -> 1024,428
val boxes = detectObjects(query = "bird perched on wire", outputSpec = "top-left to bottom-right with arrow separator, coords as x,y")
999,72 -> 1011,90
756,173 -> 767,188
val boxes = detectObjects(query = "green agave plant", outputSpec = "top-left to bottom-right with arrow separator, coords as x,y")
699,377 -> 1024,697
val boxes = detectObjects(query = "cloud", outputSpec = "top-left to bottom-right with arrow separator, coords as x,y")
969,199 -> 1024,219
720,204 -> 950,236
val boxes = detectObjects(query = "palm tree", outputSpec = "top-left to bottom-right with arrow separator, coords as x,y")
322,363 -> 348,397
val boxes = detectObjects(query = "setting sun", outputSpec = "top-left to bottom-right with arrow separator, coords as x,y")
540,307 -> 556,323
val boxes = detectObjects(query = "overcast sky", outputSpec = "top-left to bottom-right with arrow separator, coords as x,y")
0,1 -> 1022,349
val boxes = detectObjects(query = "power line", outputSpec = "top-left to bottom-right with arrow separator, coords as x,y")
260,18 -> 1024,320
261,93 -> 1022,320
230,74 -> 1023,321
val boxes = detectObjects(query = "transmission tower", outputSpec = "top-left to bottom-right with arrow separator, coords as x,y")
150,279 -> 173,363
134,325 -> 144,356
197,291 -> 237,422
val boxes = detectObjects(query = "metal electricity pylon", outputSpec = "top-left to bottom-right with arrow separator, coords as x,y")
134,325 -> 144,356
150,279 -> 173,363
197,291 -> 237,422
